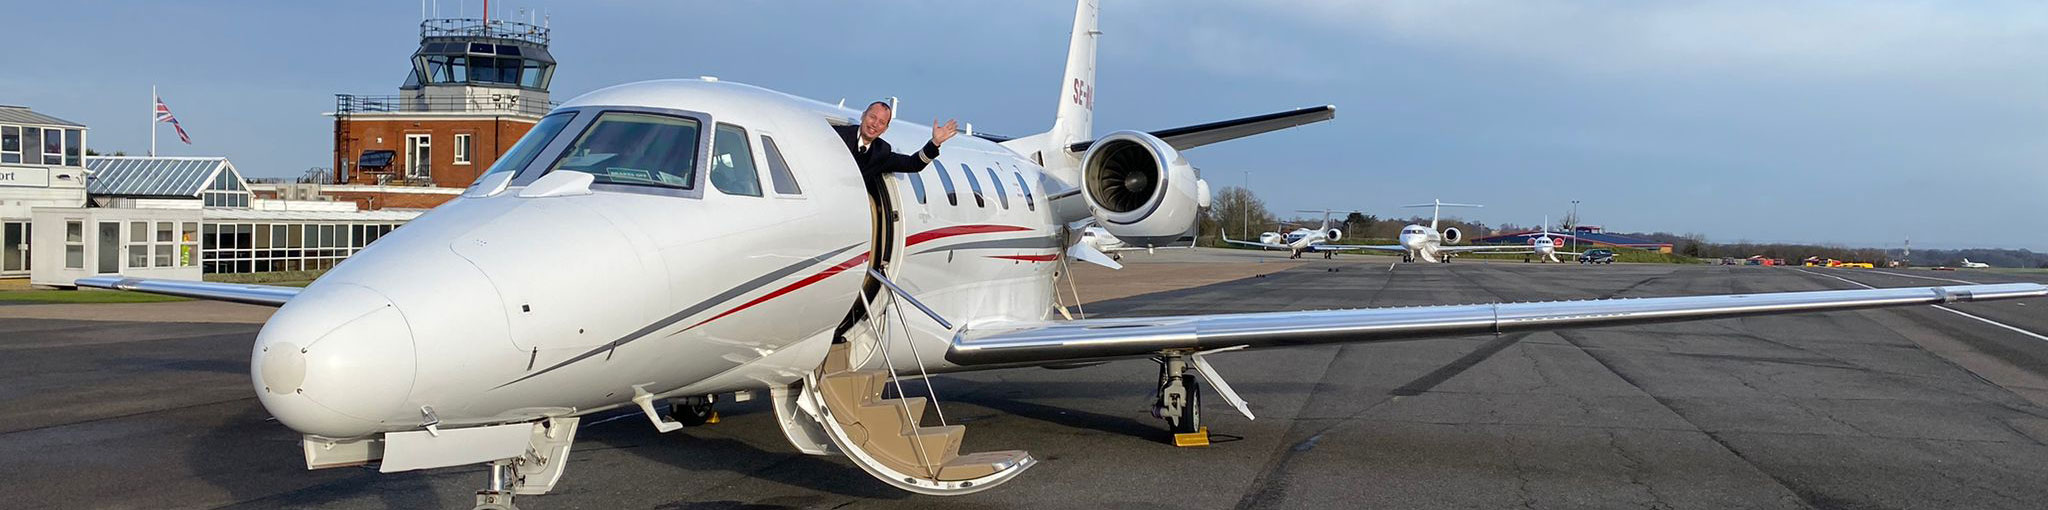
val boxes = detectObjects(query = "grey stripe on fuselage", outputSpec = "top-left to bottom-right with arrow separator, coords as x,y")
494,243 -> 862,389
912,237 -> 1061,256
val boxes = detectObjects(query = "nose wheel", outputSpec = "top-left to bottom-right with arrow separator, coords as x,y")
668,395 -> 718,426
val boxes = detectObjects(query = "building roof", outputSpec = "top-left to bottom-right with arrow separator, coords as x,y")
85,156 -> 233,198
0,105 -> 86,128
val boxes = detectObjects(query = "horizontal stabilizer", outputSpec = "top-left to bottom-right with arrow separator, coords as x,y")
1066,105 -> 1335,153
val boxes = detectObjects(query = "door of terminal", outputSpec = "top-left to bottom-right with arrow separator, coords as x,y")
96,222 -> 119,274
1,221 -> 27,275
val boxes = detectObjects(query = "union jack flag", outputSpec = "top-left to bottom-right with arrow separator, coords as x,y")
154,98 -> 191,144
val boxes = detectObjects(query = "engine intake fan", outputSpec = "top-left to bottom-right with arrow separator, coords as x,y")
1080,131 -> 1207,247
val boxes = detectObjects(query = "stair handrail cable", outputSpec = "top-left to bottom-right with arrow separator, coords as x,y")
884,287 -> 948,427
860,288 -> 940,478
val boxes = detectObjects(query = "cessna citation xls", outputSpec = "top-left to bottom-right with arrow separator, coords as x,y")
78,1 -> 2046,507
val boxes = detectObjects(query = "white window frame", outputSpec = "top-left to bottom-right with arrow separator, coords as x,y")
453,133 -> 472,165
64,220 -> 84,269
0,125 -> 19,164
43,127 -> 63,165
180,222 -> 199,267
405,134 -> 432,179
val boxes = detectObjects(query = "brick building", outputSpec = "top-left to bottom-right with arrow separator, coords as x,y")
329,17 -> 557,207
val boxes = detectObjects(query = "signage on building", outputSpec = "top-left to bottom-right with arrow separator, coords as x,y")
0,167 -> 52,188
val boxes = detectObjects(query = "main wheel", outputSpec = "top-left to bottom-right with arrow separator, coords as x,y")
669,399 -> 716,426
1171,376 -> 1202,434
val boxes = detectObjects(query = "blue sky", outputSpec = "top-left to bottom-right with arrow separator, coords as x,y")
4,1 -> 2043,249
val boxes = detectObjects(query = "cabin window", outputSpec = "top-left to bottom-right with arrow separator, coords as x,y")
477,111 -> 573,184
934,159 -> 958,206
957,162 -> 985,208
759,135 -> 803,195
709,123 -> 763,197
548,112 -> 699,189
985,168 -> 1009,209
1013,170 -> 1035,211
902,172 -> 926,204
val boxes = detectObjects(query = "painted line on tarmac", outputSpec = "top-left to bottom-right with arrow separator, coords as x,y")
1796,268 -> 2048,343
1861,269 -> 1980,285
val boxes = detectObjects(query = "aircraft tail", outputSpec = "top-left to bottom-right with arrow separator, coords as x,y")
1402,200 -> 1483,231
1048,0 -> 1099,152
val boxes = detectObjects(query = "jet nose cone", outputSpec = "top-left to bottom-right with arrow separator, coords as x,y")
252,283 -> 417,438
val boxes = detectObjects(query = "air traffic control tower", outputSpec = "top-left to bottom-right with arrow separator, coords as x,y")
331,16 -> 558,191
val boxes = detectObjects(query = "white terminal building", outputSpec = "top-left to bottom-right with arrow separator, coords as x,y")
0,105 -> 419,287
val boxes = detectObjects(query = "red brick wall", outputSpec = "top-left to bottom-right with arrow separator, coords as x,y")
324,190 -> 459,211
334,116 -> 536,188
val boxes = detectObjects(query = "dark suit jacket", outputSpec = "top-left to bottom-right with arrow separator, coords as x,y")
834,125 -> 940,186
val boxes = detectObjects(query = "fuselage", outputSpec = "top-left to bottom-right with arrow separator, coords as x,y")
253,80 -> 1075,439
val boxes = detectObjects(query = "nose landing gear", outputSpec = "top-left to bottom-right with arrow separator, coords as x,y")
669,395 -> 719,426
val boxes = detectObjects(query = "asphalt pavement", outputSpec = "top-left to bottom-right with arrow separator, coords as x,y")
4,255 -> 2046,509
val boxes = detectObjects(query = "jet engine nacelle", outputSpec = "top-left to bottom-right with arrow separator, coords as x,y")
1441,227 -> 1463,245
1081,131 -> 1208,247
1325,229 -> 1343,242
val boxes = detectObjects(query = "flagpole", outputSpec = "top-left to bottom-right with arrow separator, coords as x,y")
150,85 -> 157,157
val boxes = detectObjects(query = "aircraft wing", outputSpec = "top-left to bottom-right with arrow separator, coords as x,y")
1310,244 -> 1407,253
1067,105 -> 1336,153
946,283 -> 2047,366
1437,245 -> 1535,254
75,276 -> 300,307
1222,238 -> 1290,250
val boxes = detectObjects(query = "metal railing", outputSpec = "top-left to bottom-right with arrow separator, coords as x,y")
335,93 -> 556,117
421,18 -> 549,45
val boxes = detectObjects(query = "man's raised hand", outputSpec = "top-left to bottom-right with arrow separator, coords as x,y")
932,119 -> 959,146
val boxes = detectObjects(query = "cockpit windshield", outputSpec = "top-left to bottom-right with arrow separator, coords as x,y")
474,111 -> 574,186
546,112 -> 701,188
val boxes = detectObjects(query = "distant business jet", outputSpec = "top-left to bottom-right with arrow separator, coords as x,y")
1220,209 -> 1364,259
1960,258 -> 1992,268
74,1 -> 2047,506
1077,224 -> 1193,263
1228,201 -> 1527,263
1490,216 -> 1581,263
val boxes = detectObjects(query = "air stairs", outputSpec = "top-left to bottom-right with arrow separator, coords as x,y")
804,271 -> 1033,494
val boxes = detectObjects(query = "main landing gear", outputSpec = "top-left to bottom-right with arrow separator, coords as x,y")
1323,251 -> 1334,259
1151,348 -> 1255,448
1153,355 -> 1206,445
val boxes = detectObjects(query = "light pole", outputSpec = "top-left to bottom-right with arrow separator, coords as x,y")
1241,170 -> 1252,239
1570,200 -> 1581,253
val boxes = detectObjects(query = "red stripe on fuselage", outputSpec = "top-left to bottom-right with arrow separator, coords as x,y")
987,254 -> 1059,262
906,224 -> 1031,246
685,252 -> 871,331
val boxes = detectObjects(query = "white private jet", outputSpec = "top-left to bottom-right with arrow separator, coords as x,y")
77,1 -> 2046,507
1229,201 -> 1529,263
1220,209 -> 1364,259
1489,216 -> 1581,263
1961,258 -> 1992,268
1078,225 -> 1193,263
